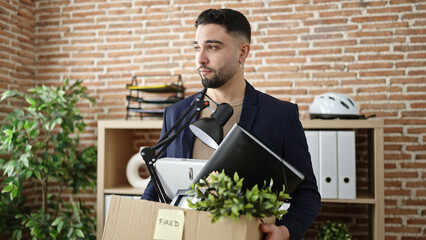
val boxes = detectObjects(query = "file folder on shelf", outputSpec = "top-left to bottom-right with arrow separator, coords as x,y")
337,131 -> 356,199
319,131 -> 338,199
305,131 -> 320,191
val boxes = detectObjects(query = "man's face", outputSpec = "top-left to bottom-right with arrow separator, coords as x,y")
194,24 -> 240,89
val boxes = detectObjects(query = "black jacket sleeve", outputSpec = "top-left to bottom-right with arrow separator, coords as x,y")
276,105 -> 321,240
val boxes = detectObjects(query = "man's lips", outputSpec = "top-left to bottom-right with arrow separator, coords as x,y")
198,67 -> 213,75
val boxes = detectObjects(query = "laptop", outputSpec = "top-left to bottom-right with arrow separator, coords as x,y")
193,123 -> 305,195
155,158 -> 206,200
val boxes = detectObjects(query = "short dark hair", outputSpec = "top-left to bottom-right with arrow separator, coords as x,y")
195,9 -> 251,44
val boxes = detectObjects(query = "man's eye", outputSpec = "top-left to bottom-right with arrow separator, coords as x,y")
209,45 -> 218,50
194,46 -> 200,51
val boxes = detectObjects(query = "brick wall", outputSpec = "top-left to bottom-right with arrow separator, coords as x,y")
1,0 -> 425,239
0,0 -> 35,116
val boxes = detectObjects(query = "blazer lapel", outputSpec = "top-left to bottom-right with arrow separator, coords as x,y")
239,81 -> 259,131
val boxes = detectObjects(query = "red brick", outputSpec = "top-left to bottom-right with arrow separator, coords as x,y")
315,25 -> 358,33
346,46 -> 390,53
271,13 -> 313,20
62,5 -> 94,12
269,28 -> 310,35
252,7 -> 292,15
296,80 -> 339,86
385,189 -> 411,196
385,208 -> 418,215
402,111 -> 426,117
342,2 -> 386,8
408,53 -> 426,59
257,36 -> 297,42
363,22 -> 409,30
360,37 -> 406,44
311,56 -> 354,62
402,12 -> 426,19
72,10 -> 106,18
367,6 -> 412,14
385,135 -> 419,142
313,72 -> 357,78
406,145 -> 426,151
300,48 -> 342,55
349,63 -> 394,70
385,154 -> 413,160
385,226 -> 421,234
402,199 -> 426,207
257,66 -> 298,72
320,10 -> 362,17
303,18 -> 346,25
386,119 -> 426,125
97,2 -> 131,8
396,29 -> 426,35
406,184 -> 426,194
360,70 -> 405,77
268,0 -> 309,6
349,31 -> 393,38
255,51 -> 295,57
301,33 -> 343,41
353,15 -> 399,22
314,40 -> 356,47
407,218 -> 426,225
385,217 -> 403,224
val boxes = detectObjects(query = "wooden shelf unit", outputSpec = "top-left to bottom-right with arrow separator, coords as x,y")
96,119 -> 384,239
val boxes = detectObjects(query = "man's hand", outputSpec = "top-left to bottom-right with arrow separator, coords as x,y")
260,224 -> 290,240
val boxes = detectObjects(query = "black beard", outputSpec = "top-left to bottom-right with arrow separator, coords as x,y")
201,75 -> 226,89
198,66 -> 230,89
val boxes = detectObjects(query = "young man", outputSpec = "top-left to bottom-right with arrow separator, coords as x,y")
142,9 -> 321,240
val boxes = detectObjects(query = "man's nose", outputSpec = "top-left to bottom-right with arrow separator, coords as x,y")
196,49 -> 209,66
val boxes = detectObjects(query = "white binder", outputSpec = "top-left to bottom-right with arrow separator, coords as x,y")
337,131 -> 356,199
319,131 -> 338,199
305,131 -> 320,191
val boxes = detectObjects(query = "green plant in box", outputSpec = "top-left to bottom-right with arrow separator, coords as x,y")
316,221 -> 353,240
0,80 -> 97,240
187,170 -> 291,223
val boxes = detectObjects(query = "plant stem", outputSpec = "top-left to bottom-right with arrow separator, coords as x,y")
41,177 -> 48,214
54,182 -> 63,218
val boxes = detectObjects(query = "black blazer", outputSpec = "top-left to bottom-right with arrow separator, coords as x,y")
142,81 -> 321,240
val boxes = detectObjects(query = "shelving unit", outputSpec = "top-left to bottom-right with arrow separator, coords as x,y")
125,75 -> 185,119
96,119 -> 384,239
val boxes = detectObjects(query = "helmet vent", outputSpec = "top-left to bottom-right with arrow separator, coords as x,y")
340,101 -> 350,109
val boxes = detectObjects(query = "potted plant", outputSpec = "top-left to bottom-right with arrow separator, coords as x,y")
0,80 -> 97,239
187,170 -> 291,223
316,220 -> 353,240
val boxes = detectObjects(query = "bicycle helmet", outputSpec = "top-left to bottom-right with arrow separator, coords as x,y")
309,92 -> 360,119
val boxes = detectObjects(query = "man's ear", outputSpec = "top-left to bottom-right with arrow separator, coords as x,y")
239,43 -> 250,63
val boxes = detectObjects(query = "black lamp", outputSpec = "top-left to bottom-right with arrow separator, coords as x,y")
189,103 -> 233,149
140,91 -> 233,203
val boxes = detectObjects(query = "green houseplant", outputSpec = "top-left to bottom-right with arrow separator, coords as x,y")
0,80 -> 97,240
187,170 -> 291,223
316,221 -> 353,240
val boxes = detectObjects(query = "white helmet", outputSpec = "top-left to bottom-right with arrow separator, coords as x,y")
309,92 -> 360,119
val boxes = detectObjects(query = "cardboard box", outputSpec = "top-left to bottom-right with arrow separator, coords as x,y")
103,195 -> 275,240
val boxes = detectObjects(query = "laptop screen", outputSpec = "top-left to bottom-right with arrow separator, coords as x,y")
155,158 -> 206,200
